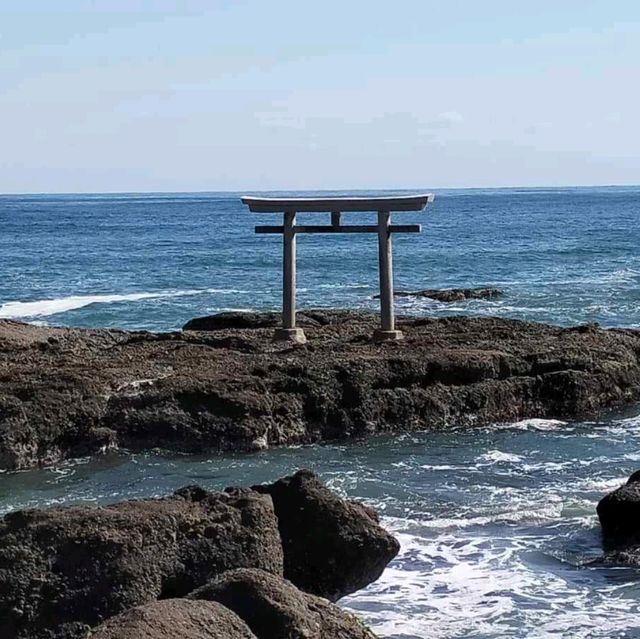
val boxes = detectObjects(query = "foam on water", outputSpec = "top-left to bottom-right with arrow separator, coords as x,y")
0,288 -> 243,319
1,415 -> 640,637
509,418 -> 568,431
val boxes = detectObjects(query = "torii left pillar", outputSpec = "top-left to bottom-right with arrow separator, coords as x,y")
273,210 -> 307,343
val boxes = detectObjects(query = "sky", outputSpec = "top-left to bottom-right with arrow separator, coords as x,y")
1,1 -> 639,193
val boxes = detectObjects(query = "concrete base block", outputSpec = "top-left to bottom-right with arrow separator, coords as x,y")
273,327 -> 307,344
373,329 -> 404,343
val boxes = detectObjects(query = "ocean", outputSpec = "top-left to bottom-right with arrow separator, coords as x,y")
1,187 -> 639,330
1,187 -> 640,638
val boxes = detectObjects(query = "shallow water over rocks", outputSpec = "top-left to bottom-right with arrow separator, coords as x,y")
3,409 -> 640,638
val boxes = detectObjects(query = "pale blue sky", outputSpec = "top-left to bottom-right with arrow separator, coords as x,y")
1,1 -> 639,192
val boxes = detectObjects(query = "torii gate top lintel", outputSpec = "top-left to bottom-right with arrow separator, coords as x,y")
241,193 -> 434,213
241,194 -> 435,344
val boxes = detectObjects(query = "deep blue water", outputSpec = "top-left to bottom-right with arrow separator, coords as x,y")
1,187 -> 640,638
1,187 -> 639,330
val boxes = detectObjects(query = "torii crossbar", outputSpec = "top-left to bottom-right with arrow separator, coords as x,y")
241,194 -> 435,344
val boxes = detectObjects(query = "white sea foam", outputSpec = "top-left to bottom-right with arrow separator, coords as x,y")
512,418 -> 568,431
0,289 -> 243,319
477,449 -> 524,464
345,518 -> 640,639
486,418 -> 568,432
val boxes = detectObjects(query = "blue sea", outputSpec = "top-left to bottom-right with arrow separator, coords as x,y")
1,187 -> 639,330
1,187 -> 640,638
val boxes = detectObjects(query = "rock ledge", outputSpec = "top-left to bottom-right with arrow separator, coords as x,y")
1,311 -> 640,470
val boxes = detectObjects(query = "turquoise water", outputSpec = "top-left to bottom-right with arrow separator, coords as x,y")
1,187 -> 640,638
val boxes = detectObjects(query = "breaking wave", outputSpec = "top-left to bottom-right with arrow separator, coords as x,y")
0,289 -> 243,319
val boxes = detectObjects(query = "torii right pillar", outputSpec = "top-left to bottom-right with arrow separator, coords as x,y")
374,210 -> 403,342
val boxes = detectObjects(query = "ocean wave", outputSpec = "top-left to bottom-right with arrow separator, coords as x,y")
477,449 -> 524,464
345,521 -> 638,639
0,289 -> 244,319
316,282 -> 370,289
486,418 -> 568,432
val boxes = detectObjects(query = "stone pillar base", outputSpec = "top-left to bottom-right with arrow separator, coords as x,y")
373,329 -> 404,343
273,327 -> 307,344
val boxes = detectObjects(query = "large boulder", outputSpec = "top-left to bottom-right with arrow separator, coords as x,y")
0,486 -> 282,639
88,599 -> 257,639
253,470 -> 400,601
597,470 -> 640,550
0,472 -> 397,639
189,568 -> 377,639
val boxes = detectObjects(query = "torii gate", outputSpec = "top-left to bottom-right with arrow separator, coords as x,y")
241,194 -> 435,344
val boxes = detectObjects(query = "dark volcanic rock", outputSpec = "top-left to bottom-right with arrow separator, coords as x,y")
182,309 -> 375,331
189,568 -> 315,638
0,472 -> 395,639
304,593 -> 377,639
190,568 -> 377,639
0,486 -> 282,639
1,313 -> 640,470
597,470 -> 640,550
89,599 -> 257,639
253,470 -> 400,602
388,287 -> 503,302
184,311 -> 284,331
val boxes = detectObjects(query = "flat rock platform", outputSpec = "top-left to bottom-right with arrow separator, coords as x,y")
1,310 -> 639,470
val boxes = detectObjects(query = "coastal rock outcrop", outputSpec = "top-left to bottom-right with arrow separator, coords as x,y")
190,568 -> 377,639
89,599 -> 258,639
182,309 -> 375,331
253,470 -> 400,601
375,287 -> 503,302
596,470 -> 640,564
0,471 -> 394,639
0,486 -> 282,639
1,313 -> 640,470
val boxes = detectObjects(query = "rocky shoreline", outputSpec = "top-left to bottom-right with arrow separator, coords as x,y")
2,467 -> 639,639
1,310 -> 640,471
0,469 -> 397,638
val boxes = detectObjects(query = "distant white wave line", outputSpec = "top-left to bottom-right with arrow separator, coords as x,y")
0,289 -> 244,319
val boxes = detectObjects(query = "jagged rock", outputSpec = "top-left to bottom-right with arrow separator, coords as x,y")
0,486 -> 282,639
0,472 -> 397,639
89,599 -> 257,639
253,470 -> 400,602
2,313 -> 640,470
597,470 -> 640,550
189,568 -> 377,639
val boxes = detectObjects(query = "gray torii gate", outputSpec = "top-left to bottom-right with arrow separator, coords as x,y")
241,194 -> 434,344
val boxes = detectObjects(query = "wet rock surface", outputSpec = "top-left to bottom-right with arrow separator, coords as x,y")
1,312 -> 640,470
597,470 -> 640,564
0,471 -> 392,639
254,470 -> 400,602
